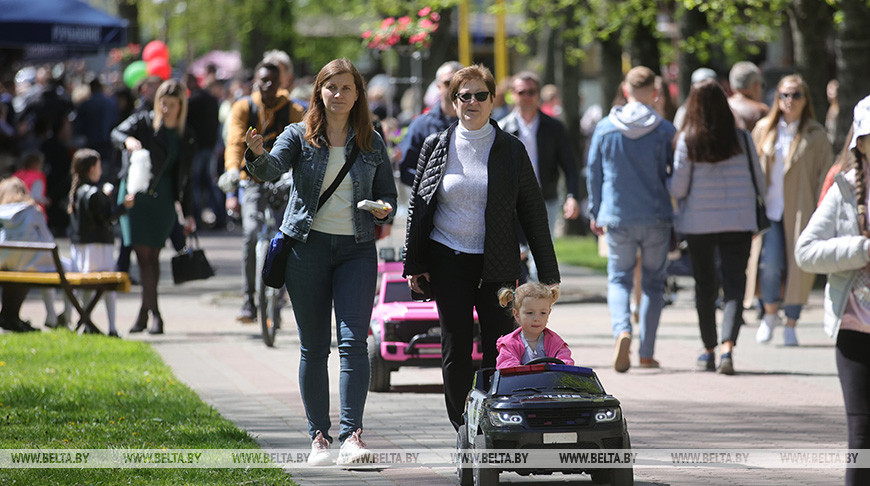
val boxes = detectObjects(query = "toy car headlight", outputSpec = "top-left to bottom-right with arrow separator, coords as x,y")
489,411 -> 523,426
595,407 -> 621,423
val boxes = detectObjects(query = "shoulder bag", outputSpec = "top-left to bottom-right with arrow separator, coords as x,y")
741,130 -> 771,235
262,143 -> 361,289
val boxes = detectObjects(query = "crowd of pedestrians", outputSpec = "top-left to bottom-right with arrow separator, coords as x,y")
1,49 -> 866,483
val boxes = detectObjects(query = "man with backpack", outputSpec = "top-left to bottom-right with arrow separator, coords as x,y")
221,61 -> 304,322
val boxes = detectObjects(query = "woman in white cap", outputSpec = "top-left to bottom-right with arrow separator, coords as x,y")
747,74 -> 833,346
795,95 -> 870,486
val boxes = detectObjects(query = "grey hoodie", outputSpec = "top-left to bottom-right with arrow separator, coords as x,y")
608,101 -> 663,139
0,202 -> 55,271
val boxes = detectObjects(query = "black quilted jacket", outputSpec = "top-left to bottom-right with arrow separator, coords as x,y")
403,120 -> 560,285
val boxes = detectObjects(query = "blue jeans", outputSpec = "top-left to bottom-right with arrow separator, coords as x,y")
240,182 -> 266,300
284,230 -> 377,444
759,220 -> 802,320
606,224 -> 670,359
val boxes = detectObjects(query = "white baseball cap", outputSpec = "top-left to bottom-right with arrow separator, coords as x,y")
850,95 -> 870,151
691,67 -> 717,85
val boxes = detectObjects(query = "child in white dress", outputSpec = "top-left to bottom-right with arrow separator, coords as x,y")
66,149 -> 134,336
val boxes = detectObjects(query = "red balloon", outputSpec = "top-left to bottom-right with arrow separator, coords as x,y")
147,57 -> 172,80
142,40 -> 169,62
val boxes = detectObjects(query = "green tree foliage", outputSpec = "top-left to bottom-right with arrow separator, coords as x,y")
129,0 -> 459,77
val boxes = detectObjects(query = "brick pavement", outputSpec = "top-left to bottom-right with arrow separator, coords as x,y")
15,232 -> 847,485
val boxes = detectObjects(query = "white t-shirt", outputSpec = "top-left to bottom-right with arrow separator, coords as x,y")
765,119 -> 798,221
310,146 -> 354,235
514,110 -> 541,182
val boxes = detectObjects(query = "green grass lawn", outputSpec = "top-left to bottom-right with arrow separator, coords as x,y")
554,235 -> 607,273
0,330 -> 295,485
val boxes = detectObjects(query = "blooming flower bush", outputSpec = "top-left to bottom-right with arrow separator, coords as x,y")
362,7 -> 440,50
106,43 -> 142,67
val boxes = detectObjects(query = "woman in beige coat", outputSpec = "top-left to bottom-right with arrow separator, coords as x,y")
746,74 -> 833,346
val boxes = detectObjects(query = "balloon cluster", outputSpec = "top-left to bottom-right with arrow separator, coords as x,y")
122,40 -> 171,89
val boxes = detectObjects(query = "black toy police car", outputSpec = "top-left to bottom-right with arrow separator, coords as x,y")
456,358 -> 633,485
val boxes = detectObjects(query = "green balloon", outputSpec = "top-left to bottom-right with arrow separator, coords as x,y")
123,61 -> 148,89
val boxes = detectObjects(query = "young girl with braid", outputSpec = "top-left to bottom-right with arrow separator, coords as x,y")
796,95 -> 870,486
495,282 -> 573,369
67,149 -> 135,337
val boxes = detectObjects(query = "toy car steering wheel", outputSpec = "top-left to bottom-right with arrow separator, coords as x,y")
526,357 -> 565,365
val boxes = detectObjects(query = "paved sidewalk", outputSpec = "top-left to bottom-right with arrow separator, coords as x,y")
18,232 -> 846,485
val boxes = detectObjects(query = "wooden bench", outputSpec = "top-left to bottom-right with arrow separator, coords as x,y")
0,241 -> 130,334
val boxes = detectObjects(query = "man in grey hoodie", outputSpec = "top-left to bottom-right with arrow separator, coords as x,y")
587,66 -> 676,373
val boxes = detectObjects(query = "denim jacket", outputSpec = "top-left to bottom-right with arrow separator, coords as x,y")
245,122 -> 397,243
586,102 -> 676,228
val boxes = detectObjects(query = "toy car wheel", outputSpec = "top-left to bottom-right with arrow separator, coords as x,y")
472,439 -> 499,486
591,467 -> 633,485
611,466 -> 634,486
456,421 -> 472,486
472,460 -> 498,486
368,335 -> 391,392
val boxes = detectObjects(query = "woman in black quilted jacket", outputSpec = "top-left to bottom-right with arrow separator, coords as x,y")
403,64 -> 559,431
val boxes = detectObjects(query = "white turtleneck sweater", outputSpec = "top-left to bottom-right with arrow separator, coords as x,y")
430,122 -> 495,254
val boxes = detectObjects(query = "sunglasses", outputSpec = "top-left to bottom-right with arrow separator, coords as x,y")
779,91 -> 804,101
455,91 -> 490,103
515,89 -> 538,97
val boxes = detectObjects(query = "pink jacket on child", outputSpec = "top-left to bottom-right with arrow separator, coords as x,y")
496,327 -> 574,369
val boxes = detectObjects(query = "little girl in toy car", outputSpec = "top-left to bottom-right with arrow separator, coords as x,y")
495,282 -> 574,369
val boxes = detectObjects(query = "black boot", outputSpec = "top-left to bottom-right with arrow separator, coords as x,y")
130,309 -> 148,333
148,311 -> 164,335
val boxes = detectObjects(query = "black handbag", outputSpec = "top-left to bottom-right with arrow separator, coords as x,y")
741,130 -> 772,235
261,144 -> 360,289
172,233 -> 215,284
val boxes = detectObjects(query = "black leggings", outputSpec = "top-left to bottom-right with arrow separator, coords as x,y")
1,284 -> 29,321
428,241 -> 515,431
685,232 -> 752,349
133,245 -> 162,315
836,329 -> 870,486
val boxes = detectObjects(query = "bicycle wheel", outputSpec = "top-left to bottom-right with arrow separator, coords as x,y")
255,239 -> 280,347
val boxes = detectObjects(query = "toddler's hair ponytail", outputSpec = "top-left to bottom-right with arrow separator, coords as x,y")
498,281 -> 560,311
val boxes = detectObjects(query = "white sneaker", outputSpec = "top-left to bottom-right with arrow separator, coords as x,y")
337,428 -> 371,466
307,431 -> 332,466
783,326 -> 799,347
756,314 -> 780,343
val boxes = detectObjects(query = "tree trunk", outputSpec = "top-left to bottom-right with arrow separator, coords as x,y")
676,5 -> 707,103
629,20 -> 661,75
426,9 -> 455,82
789,0 -> 833,123
542,26 -> 559,85
835,0 -> 870,153
599,35 -> 623,114
118,1 -> 140,45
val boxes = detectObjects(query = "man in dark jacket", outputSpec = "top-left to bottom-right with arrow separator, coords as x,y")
499,71 -> 581,280
397,61 -> 462,186
185,73 -> 225,229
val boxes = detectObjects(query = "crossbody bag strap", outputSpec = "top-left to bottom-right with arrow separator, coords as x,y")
741,130 -> 763,198
317,143 -> 360,212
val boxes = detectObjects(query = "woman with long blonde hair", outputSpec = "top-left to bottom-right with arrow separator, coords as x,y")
747,74 -> 833,346
111,79 -> 196,335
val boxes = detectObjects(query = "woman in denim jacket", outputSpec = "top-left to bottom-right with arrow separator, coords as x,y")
795,96 -> 870,486
245,58 -> 397,467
